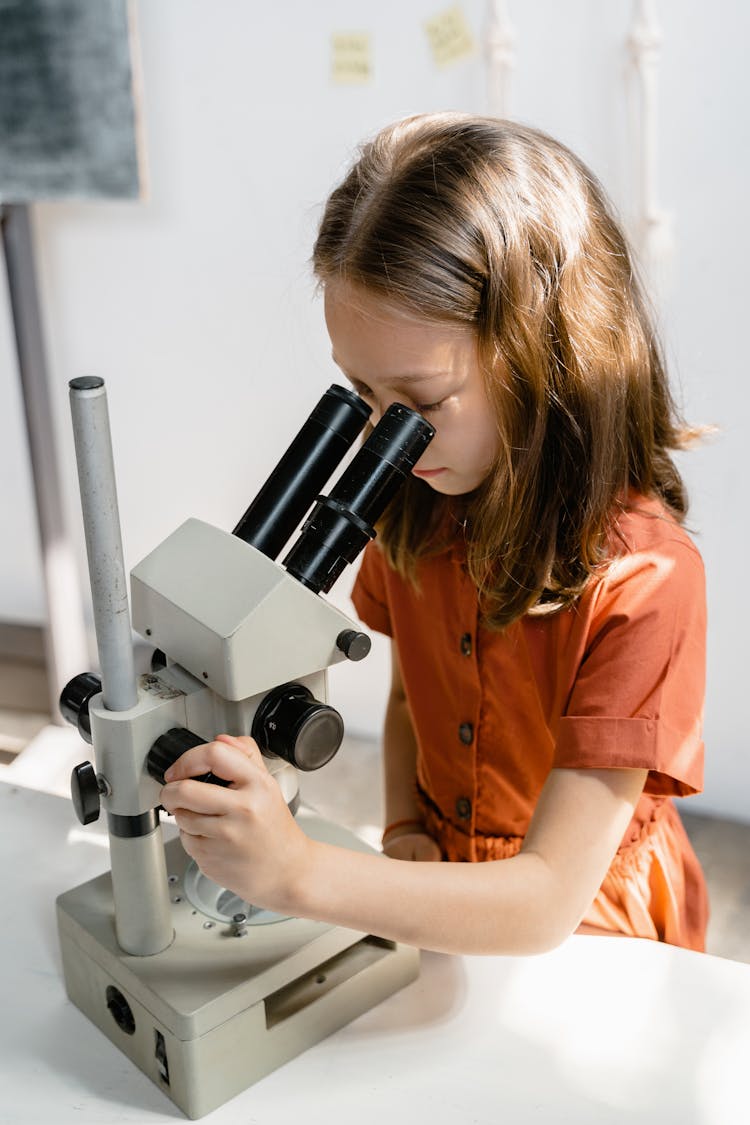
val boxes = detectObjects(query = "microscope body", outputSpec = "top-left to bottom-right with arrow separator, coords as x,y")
57,518 -> 418,1119
56,382 -> 433,1118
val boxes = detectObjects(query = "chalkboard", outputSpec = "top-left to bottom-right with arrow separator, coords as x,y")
0,0 -> 141,201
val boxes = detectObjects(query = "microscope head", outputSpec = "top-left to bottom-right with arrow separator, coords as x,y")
130,518 -> 359,702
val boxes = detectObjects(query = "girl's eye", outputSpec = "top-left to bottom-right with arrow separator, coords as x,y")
417,400 -> 444,414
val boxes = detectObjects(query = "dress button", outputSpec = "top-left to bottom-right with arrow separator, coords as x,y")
458,722 -> 474,745
455,796 -> 472,821
460,632 -> 472,656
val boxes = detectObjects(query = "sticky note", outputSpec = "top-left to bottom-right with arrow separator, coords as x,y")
424,5 -> 476,68
331,32 -> 372,85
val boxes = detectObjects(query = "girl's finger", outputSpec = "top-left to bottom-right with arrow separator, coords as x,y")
163,739 -> 260,784
214,733 -> 264,763
171,807 -> 224,838
160,778 -> 234,815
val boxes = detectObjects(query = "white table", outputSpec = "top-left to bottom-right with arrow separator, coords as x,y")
2,777 -> 749,1125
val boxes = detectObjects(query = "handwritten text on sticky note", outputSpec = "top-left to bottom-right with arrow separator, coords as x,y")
424,6 -> 476,68
331,33 -> 372,85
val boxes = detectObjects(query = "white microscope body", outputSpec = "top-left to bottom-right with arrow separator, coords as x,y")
56,379 -> 433,1118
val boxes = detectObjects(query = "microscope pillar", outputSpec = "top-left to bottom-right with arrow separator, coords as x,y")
69,377 -> 172,956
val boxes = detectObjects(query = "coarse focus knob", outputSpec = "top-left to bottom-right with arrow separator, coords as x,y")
251,683 -> 344,771
146,728 -> 231,787
71,761 -> 104,825
59,672 -> 102,744
336,629 -> 371,662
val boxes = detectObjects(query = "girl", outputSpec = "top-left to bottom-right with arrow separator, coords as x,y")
161,114 -> 708,955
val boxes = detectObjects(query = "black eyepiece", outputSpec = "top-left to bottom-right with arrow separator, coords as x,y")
282,403 -> 434,594
233,384 -> 371,560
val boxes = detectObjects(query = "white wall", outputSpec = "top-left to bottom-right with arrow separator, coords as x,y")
2,1 -> 748,820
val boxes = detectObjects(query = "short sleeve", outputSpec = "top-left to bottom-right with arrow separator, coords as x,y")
554,538 -> 706,797
351,542 -> 393,637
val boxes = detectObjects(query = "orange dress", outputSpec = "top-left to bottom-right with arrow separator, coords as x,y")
351,494 -> 709,951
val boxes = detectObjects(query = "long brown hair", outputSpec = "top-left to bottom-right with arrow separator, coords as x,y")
313,114 -> 696,629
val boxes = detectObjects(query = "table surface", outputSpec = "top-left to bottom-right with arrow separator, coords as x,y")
2,777 -> 750,1125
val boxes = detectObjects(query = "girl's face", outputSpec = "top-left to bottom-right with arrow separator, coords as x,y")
324,281 -> 500,496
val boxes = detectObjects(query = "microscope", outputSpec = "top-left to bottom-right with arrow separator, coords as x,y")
56,377 -> 433,1118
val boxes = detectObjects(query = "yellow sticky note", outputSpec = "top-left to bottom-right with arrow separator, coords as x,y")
331,32 -> 372,85
424,5 -> 476,68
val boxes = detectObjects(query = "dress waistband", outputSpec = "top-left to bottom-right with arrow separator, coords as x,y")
417,785 -> 522,862
417,784 -> 670,863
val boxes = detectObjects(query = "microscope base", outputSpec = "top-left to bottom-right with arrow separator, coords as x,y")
56,813 -> 420,1119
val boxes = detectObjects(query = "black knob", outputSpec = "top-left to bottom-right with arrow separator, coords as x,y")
71,761 -> 103,825
105,986 -> 136,1035
146,728 -> 231,787
336,629 -> 371,662
59,673 -> 102,744
251,683 -> 344,771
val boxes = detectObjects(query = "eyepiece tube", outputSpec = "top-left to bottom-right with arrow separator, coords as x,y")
283,403 -> 434,594
233,384 -> 371,560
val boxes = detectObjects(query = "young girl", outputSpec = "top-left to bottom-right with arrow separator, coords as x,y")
161,114 -> 708,955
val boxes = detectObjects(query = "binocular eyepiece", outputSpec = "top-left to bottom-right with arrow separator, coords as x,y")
234,385 -> 435,594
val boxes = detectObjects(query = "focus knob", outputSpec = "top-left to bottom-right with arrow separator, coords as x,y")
146,728 -> 231,787
336,629 -> 371,662
71,761 -> 104,825
251,683 -> 344,771
59,672 -> 102,744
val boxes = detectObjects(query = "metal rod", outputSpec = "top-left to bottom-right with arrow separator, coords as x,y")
109,833 -> 173,956
68,377 -> 137,711
1,204 -> 89,719
68,376 -> 172,955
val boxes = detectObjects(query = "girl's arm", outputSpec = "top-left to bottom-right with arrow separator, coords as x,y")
161,737 -> 646,956
381,641 -> 441,860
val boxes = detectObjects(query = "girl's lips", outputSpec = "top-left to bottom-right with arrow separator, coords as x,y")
412,467 -> 445,478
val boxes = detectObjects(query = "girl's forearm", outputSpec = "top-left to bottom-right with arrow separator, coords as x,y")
291,838 -> 569,956
289,766 -> 646,956
163,743 -> 644,959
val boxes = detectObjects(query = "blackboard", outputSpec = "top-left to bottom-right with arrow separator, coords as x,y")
0,0 -> 141,201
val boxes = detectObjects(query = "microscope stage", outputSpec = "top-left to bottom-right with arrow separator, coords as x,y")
56,809 -> 420,1118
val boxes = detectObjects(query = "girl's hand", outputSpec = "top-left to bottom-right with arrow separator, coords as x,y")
382,827 -> 442,862
159,734 -> 310,914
